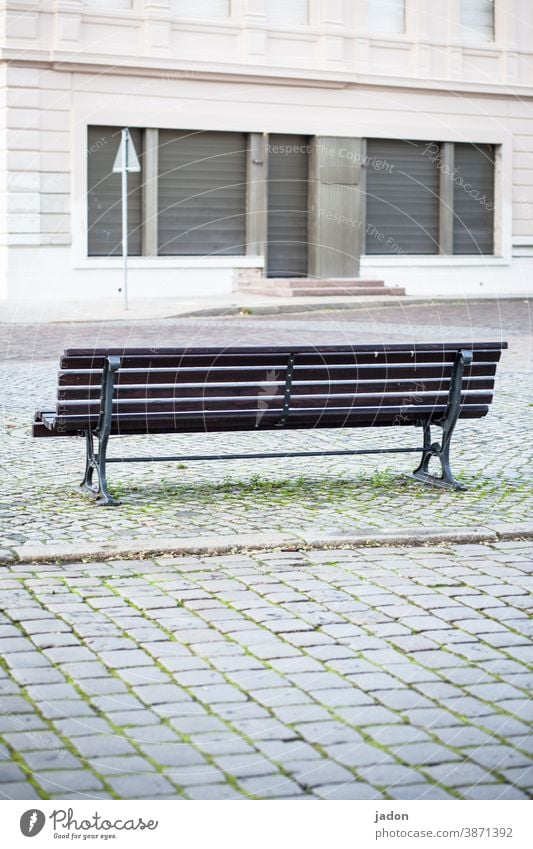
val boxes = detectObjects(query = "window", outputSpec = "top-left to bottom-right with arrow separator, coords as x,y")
364,139 -> 495,256
87,126 -> 142,257
170,0 -> 230,18
365,140 -> 440,255
460,0 -> 495,41
157,131 -> 247,256
363,0 -> 405,34
265,0 -> 309,26
453,144 -> 495,254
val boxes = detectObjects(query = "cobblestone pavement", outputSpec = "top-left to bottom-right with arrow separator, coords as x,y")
0,301 -> 531,553
0,541 -> 531,801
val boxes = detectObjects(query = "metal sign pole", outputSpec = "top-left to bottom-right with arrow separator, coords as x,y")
121,128 -> 129,311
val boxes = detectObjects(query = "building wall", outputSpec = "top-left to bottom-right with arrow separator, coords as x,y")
1,0 -> 532,299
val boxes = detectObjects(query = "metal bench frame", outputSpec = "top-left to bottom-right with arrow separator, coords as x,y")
79,348 -> 474,506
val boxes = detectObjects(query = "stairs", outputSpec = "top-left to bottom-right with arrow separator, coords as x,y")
236,278 -> 405,297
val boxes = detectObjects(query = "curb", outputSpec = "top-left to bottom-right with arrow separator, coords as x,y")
174,296 -> 532,320
2,523 -> 532,566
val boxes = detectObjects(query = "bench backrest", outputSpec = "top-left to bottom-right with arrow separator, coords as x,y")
44,342 -> 506,435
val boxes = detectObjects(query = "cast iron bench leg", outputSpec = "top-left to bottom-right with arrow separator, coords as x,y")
412,349 -> 473,491
79,355 -> 121,506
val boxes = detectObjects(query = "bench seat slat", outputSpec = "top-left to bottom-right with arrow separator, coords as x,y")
58,362 -> 498,386
41,403 -> 489,434
57,391 -> 494,416
57,376 -> 496,401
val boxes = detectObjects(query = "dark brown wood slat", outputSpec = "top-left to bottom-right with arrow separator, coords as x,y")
57,376 -> 496,401
60,347 -> 504,370
48,403 -> 489,434
63,342 -> 508,357
58,362 -> 498,387
57,391 -> 493,417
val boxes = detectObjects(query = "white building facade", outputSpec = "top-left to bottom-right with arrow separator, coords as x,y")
0,0 -> 532,300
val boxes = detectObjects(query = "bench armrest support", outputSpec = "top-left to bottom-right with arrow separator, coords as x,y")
96,355 -> 121,437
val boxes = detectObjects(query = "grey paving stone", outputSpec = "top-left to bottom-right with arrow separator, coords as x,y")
395,742 -> 462,766
38,700 -> 96,720
424,762 -> 500,787
71,735 -> 137,758
313,782 -> 383,800
22,749 -> 82,772
0,781 -> 42,800
184,784 -> 245,799
107,773 -> 178,798
387,783 -> 455,800
499,766 -> 533,789
34,769 -> 105,795
0,761 -> 27,782
461,784 -> 529,800
288,759 -> 355,787
99,649 -> 153,668
357,763 -> 424,787
214,753 -> 279,779
140,743 -> 207,767
237,774 -> 304,798
89,755 -> 156,775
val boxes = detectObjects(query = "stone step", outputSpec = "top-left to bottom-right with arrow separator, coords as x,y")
260,278 -> 388,289
241,285 -> 406,297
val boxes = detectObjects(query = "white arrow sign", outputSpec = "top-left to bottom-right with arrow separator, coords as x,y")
112,128 -> 141,173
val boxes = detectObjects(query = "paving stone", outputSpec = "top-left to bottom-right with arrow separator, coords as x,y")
288,759 -> 355,787
358,763 -> 424,787
0,781 -> 42,800
313,782 -> 383,800
107,773 -> 177,798
35,769 -> 104,795
214,753 -> 279,779
461,784 -> 529,800
0,761 -> 27,782
237,774 -> 304,798
22,749 -> 82,771
71,735 -> 137,758
140,743 -> 207,767
387,783 -> 455,800
424,762 -> 500,787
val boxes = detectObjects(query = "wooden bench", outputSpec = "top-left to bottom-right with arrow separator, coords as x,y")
33,342 -> 507,505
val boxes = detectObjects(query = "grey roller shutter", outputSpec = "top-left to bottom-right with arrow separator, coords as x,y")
158,130 -> 246,256
453,143 -> 495,255
365,139 -> 440,255
267,134 -> 309,277
87,126 -> 142,257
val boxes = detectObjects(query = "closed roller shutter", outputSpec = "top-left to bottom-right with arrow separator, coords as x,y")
365,139 -> 440,255
266,0 -> 309,24
158,130 -> 246,256
267,134 -> 309,277
453,143 -> 495,255
87,126 -> 142,257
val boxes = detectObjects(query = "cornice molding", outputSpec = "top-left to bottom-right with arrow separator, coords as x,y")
1,51 -> 533,98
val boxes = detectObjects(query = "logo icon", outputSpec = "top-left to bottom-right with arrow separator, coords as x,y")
20,809 -> 46,837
